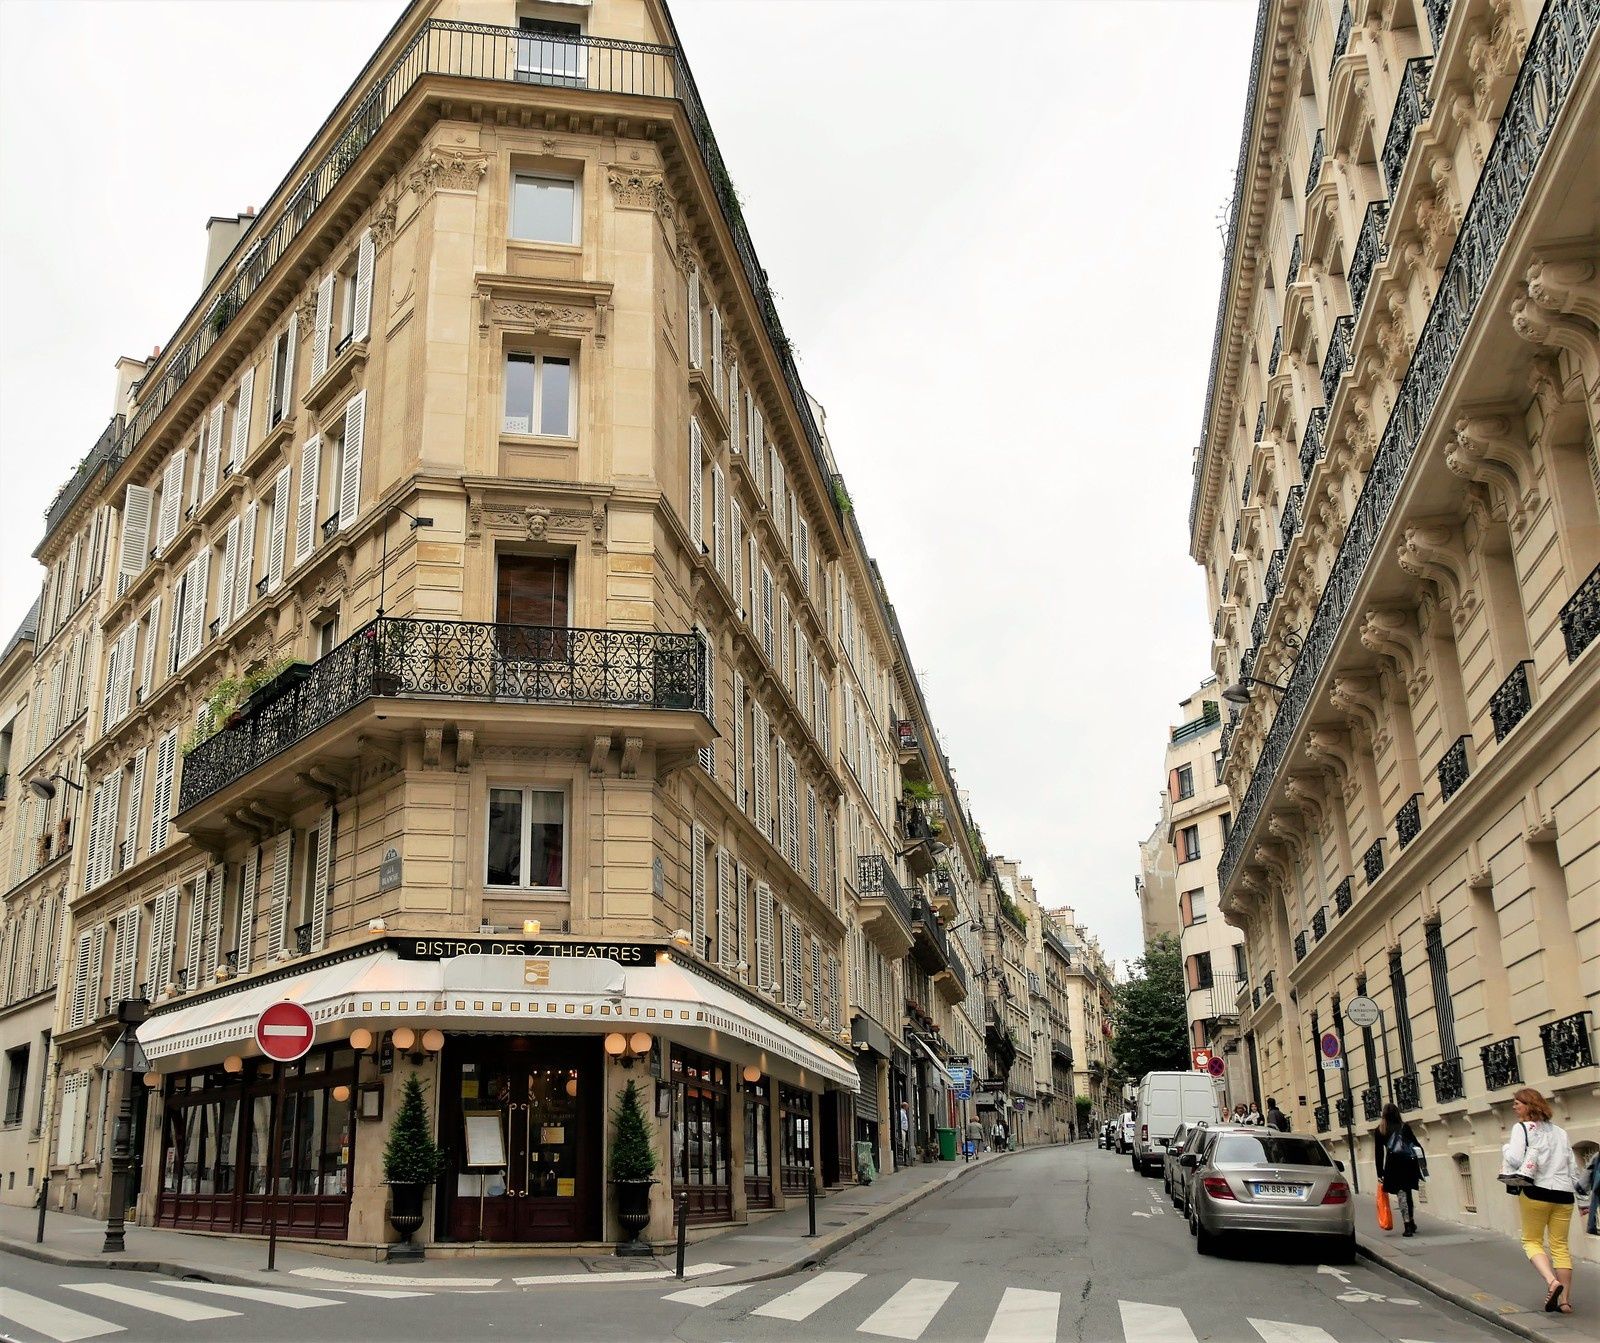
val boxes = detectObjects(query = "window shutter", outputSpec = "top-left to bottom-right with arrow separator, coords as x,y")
267,464 -> 291,589
202,863 -> 225,983
217,517 -> 239,628
710,304 -> 723,395
202,403 -> 225,501
151,886 -> 178,994
747,536 -> 760,630
230,366 -> 254,469
1168,768 -> 1182,802
69,932 -> 91,1027
340,391 -> 365,527
785,751 -> 800,869
280,319 -> 298,422
68,631 -> 85,721
829,953 -> 841,1031
690,824 -> 707,960
311,808 -> 332,951
798,519 -> 811,596
730,500 -> 744,613
233,503 -> 256,621
686,265 -> 703,369
736,863 -> 749,972
237,844 -> 260,975
269,832 -> 292,957
755,880 -> 774,990
771,454 -> 786,537
46,660 -> 63,743
728,363 -> 740,450
712,464 -> 728,578
752,701 -> 770,838
698,629 -> 716,778
310,274 -> 335,381
773,738 -> 788,858
150,729 -> 176,853
295,435 -> 321,564
688,419 -> 704,551
113,908 -> 140,1003
56,1074 -> 88,1166
179,550 -> 209,665
87,922 -> 106,1016
815,667 -> 830,754
761,567 -> 775,662
749,404 -> 764,489
124,747 -> 147,869
812,939 -> 823,1021
807,786 -> 819,891
118,485 -> 153,589
83,782 -> 105,891
97,642 -> 117,736
139,599 -> 160,698
182,874 -> 204,983
114,628 -> 136,725
715,848 -> 733,966
780,595 -> 792,684
732,672 -> 746,812
156,451 -> 184,549
353,229 -> 375,344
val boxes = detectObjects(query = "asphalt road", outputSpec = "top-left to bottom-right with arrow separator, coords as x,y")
0,1143 -> 1519,1343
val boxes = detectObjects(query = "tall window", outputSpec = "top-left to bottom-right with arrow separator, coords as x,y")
1424,924 -> 1458,1062
515,17 -> 585,86
1389,949 -> 1417,1078
4,1045 -> 29,1126
511,174 -> 579,244
486,787 -> 565,889
1175,764 -> 1194,799
496,555 -> 570,627
503,353 -> 573,436
1183,888 -> 1207,926
1178,825 -> 1200,863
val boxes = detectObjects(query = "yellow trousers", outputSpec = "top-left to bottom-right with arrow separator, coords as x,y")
1519,1195 -> 1573,1270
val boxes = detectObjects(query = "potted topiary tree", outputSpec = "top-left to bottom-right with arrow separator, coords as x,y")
609,1078 -> 657,1256
383,1073 -> 444,1259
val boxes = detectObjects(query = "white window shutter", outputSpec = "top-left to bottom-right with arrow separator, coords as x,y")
46,660 -> 63,743
139,599 -> 160,698
157,452 -> 185,549
798,519 -> 811,596
774,739 -> 789,860
715,848 -> 732,966
269,831 -> 292,957
752,701 -> 770,838
202,403 -> 225,501
217,518 -> 239,631
690,824 -> 707,960
736,864 -> 749,972
179,550 -> 209,665
353,229 -> 375,343
761,567 -> 775,662
732,672 -> 746,812
87,922 -> 106,1019
230,366 -> 254,470
730,500 -> 744,613
807,786 -> 819,891
184,873 -> 206,983
771,454 -> 786,536
295,436 -> 321,564
118,485 -> 153,588
267,464 -> 291,589
749,402 -> 763,485
149,729 -> 176,853
339,391 -> 365,528
124,747 -> 147,869
149,887 -> 175,993
712,465 -> 728,579
710,305 -> 723,395
698,629 -> 715,777
70,932 -> 91,1027
755,881 -> 774,990
310,274 -> 334,381
233,503 -> 256,621
728,363 -> 740,451
237,844 -> 260,974
310,808 -> 332,951
785,751 -> 800,869
747,536 -> 760,630
688,419 -> 704,551
202,863 -> 224,983
686,265 -> 703,369
812,939 -> 823,1021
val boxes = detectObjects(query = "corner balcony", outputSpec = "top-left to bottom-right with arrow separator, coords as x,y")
910,898 -> 952,975
856,854 -> 914,958
176,617 -> 708,835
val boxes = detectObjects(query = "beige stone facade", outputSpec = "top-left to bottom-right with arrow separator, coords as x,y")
5,0 -> 1018,1252
1190,0 -> 1599,1256
1045,906 -> 1118,1127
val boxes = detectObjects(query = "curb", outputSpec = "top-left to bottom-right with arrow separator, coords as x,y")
0,1236 -> 273,1290
1356,1234 -> 1580,1343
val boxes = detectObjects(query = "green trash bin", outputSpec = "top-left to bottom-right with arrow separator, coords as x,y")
937,1127 -> 958,1162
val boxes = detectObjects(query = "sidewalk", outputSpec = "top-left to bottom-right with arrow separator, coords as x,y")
1355,1192 -> 1600,1343
0,1148 -> 1014,1290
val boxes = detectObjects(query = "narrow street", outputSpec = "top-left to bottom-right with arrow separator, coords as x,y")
0,1144 -> 1521,1343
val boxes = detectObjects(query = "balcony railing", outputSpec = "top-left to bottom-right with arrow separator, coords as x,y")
1396,793 -> 1422,849
1424,0 -> 1454,51
1489,660 -> 1535,741
1280,485 -> 1305,549
857,853 -> 913,932
1541,1011 -> 1593,1075
911,900 -> 951,974
1481,1036 -> 1522,1091
1320,314 -> 1353,408
1431,1056 -> 1464,1104
1383,57 -> 1433,195
1437,734 -> 1471,803
1268,327 -> 1283,376
1201,973 -> 1244,1021
1312,906 -> 1327,941
1170,700 -> 1221,745
1560,561 -> 1600,661
1313,1101 -> 1330,1132
1287,234 -> 1303,288
1333,876 -> 1353,915
1363,838 -> 1385,885
1252,986 -> 1262,1010
1362,1086 -> 1382,1121
1263,971 -> 1274,998
895,719 -> 921,754
1348,200 -> 1389,317
1241,463 -> 1254,505
1335,1094 -> 1352,1126
42,415 -> 124,548
1254,402 -> 1267,447
1215,0 -> 1596,899
1393,1070 -> 1420,1112
1299,406 -> 1328,482
1331,1 -> 1353,71
294,923 -> 312,956
1305,128 -> 1326,196
1294,931 -> 1308,962
179,617 -> 705,810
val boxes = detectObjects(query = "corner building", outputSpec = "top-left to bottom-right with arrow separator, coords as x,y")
29,0 -> 995,1252
1191,0 -> 1600,1254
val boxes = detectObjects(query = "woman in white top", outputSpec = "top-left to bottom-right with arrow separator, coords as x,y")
1503,1088 -> 1582,1313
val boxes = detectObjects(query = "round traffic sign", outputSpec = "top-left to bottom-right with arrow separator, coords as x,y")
1207,1056 -> 1225,1078
1346,995 -> 1381,1028
255,1001 -> 316,1062
1320,1031 -> 1342,1059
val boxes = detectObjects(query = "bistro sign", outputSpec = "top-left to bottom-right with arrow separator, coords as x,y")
393,937 -> 658,964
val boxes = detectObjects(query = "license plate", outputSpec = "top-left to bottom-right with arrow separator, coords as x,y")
1252,1182 -> 1306,1198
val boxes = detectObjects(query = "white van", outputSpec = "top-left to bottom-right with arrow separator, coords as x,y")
1132,1071 -> 1220,1175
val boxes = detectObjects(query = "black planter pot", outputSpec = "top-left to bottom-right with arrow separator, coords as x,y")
387,1182 -> 426,1260
612,1178 -> 654,1256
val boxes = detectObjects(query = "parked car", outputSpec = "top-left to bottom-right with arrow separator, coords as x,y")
1163,1122 -> 1196,1204
1133,1071 -> 1221,1175
1183,1129 -> 1354,1261
1098,1120 -> 1115,1148
1168,1122 -> 1251,1215
1118,1111 -> 1136,1154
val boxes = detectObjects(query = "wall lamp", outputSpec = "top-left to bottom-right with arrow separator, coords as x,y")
1220,676 -> 1288,705
376,504 -> 435,619
604,1031 -> 653,1067
27,773 -> 83,802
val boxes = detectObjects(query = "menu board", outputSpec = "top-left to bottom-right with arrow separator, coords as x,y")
463,1111 -> 507,1169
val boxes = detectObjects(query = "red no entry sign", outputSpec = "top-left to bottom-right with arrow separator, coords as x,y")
255,1001 -> 316,1062
1320,1031 -> 1342,1059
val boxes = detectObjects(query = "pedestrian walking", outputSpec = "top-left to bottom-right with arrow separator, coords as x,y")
898,1101 -> 912,1168
1500,1088 -> 1581,1314
966,1116 -> 984,1160
1265,1098 -> 1292,1132
1245,1101 -> 1262,1125
1373,1103 -> 1424,1237
1583,1148 -> 1598,1236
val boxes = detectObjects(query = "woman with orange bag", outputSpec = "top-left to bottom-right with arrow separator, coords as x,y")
1373,1103 -> 1423,1236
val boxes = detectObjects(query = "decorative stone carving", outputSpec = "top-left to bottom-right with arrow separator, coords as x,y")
1510,287 -> 1600,389
607,168 -> 679,227
408,147 -> 490,199
590,735 -> 611,776
1360,607 -> 1422,682
1526,253 -> 1600,326
422,727 -> 443,769
1467,0 -> 1526,120
296,291 -> 318,339
1397,520 -> 1474,628
1330,672 -> 1385,746
370,191 -> 402,252
455,729 -> 475,773
620,735 -> 643,779
1448,409 -> 1539,529
1285,773 -> 1328,827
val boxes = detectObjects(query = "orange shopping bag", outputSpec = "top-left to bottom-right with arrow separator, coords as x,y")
1376,1186 -> 1393,1231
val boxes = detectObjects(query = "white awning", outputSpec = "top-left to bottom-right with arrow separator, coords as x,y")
138,950 -> 857,1090
911,1035 -> 952,1084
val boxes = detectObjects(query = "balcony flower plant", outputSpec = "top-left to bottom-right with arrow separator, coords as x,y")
609,1078 -> 657,1256
383,1073 -> 445,1258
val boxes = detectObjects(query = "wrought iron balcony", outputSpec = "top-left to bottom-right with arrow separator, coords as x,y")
178,617 -> 706,811
1431,1056 -> 1464,1104
1489,660 -> 1535,741
1320,315 -> 1353,408
1437,734 -> 1471,802
1251,604 -> 1268,649
1215,0 -> 1596,899
1481,1036 -> 1522,1091
857,853 -> 914,943
1560,562 -> 1600,661
1382,57 -> 1433,195
1331,1 -> 1353,71
895,719 -> 921,754
1363,838 -> 1385,885
1294,931 -> 1308,962
1265,549 -> 1285,605
1424,0 -> 1454,51
1362,1086 -> 1382,1121
295,923 -> 312,955
1312,906 -> 1327,941
1280,486 -> 1304,549
1333,876 -> 1353,915
1252,986 -> 1262,1010
1305,129 -> 1325,196
1541,1011 -> 1594,1075
1241,464 -> 1254,505
1313,1101 -> 1330,1132
1231,518 -> 1242,555
1287,235 -> 1303,289
1254,402 -> 1266,447
321,512 -> 341,540
911,899 -> 952,977
1348,200 -> 1389,317
1221,570 -> 1232,601
1335,1094 -> 1352,1126
1396,793 -> 1422,849
1199,973 -> 1244,1022
1393,1070 -> 1420,1112
1268,327 -> 1283,376
1263,971 -> 1274,998
1299,406 -> 1327,482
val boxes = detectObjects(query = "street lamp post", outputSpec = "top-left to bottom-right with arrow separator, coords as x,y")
102,996 -> 150,1254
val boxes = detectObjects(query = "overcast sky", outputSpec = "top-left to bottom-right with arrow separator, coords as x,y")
0,0 -> 1253,964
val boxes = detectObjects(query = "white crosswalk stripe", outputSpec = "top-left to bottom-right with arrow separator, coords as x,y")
983,1287 -> 1059,1343
1120,1301 -> 1198,1343
663,1283 -> 752,1306
61,1282 -> 239,1322
165,1280 -> 336,1309
0,1288 -> 124,1343
1250,1321 -> 1341,1343
751,1270 -> 867,1320
857,1277 -> 958,1338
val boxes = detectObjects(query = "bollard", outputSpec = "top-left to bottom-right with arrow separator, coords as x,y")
806,1174 -> 817,1238
35,1177 -> 48,1244
674,1193 -> 688,1280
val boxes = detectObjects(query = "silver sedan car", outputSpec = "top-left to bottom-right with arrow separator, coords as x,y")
1182,1129 -> 1355,1261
